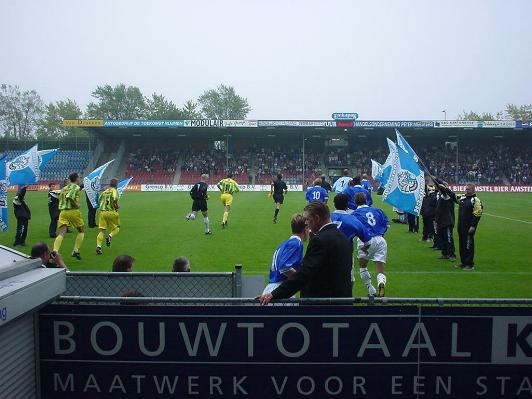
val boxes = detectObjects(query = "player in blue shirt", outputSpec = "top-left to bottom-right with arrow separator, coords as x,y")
306,178 -> 329,204
361,173 -> 373,192
262,214 -> 308,296
332,194 -> 373,286
332,169 -> 352,194
352,192 -> 390,297
343,176 -> 372,211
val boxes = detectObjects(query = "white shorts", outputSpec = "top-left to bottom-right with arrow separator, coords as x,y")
357,236 -> 387,263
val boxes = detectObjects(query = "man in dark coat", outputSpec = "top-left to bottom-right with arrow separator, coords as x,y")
48,183 -> 60,238
434,179 -> 457,261
421,185 -> 437,242
257,201 -> 353,304
13,186 -> 31,247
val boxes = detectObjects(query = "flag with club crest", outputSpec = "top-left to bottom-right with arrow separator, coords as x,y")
382,137 -> 425,215
6,145 -> 40,185
83,160 -> 114,208
0,156 -> 8,231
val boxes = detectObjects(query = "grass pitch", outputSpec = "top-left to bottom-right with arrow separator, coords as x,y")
2,191 -> 531,298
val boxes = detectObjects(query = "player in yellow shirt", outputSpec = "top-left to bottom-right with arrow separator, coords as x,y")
217,172 -> 239,229
96,178 -> 121,255
53,172 -> 85,260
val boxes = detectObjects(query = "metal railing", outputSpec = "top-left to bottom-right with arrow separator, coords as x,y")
55,296 -> 532,306
63,265 -> 242,298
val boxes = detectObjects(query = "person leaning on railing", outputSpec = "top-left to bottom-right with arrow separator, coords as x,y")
257,202 -> 353,305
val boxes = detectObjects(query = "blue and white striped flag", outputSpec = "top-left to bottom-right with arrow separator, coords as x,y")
83,160 -> 114,208
6,145 -> 40,185
395,129 -> 419,162
382,138 -> 425,215
117,177 -> 133,197
0,156 -> 8,232
38,148 -> 59,171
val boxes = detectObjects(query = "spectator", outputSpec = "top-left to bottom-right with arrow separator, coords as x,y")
30,242 -> 68,270
257,201 -> 353,304
172,256 -> 191,272
112,255 -> 135,272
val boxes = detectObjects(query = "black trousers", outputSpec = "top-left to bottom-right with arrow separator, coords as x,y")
407,214 -> 419,232
422,215 -> 435,240
438,226 -> 455,257
458,230 -> 475,266
87,206 -> 97,228
14,217 -> 29,246
49,216 -> 58,237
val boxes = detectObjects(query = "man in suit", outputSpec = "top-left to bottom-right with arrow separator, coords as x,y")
257,201 -> 353,304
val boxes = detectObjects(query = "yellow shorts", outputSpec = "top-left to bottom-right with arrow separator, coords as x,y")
220,193 -> 233,206
99,211 -> 120,231
58,209 -> 84,229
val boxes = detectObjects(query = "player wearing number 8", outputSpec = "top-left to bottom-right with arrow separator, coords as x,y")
305,178 -> 329,204
352,192 -> 389,297
217,173 -> 240,229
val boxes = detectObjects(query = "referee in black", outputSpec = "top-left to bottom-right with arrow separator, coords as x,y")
271,173 -> 288,224
185,173 -> 212,235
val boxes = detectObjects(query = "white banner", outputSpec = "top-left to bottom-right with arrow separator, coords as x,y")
258,120 -> 336,127
140,184 -> 303,192
449,185 -> 532,193
183,120 -> 257,128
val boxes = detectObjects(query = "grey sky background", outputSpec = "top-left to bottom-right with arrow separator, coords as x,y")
1,0 -> 531,120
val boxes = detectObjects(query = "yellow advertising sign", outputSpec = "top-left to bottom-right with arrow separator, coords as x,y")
63,119 -> 104,127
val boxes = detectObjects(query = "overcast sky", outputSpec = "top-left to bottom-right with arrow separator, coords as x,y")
1,0 -> 531,120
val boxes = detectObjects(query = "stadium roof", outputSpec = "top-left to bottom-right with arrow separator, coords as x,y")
64,119 -> 532,140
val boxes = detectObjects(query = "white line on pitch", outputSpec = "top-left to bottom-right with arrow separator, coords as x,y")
484,212 -> 532,224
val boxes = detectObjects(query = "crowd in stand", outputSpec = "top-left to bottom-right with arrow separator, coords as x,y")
120,141 -> 530,186
127,148 -> 178,173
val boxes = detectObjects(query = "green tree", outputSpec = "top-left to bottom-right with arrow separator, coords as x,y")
145,93 -> 184,119
0,84 -> 44,139
86,84 -> 146,119
37,99 -> 84,138
198,84 -> 251,119
182,99 -> 202,119
504,104 -> 532,120
457,110 -> 496,121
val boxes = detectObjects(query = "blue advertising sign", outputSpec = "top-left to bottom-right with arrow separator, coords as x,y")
516,120 -> 532,128
103,120 -> 186,128
332,113 -> 359,120
39,305 -> 532,398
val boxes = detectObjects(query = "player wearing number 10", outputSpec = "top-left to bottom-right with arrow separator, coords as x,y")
217,173 -> 240,229
96,179 -> 120,255
306,178 -> 329,204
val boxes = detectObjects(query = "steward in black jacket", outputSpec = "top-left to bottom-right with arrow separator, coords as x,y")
13,186 -> 31,247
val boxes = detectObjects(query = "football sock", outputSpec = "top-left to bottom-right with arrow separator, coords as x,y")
110,227 -> 119,237
96,232 -> 104,247
204,217 -> 210,232
73,232 -> 85,253
222,212 -> 229,223
53,235 -> 64,252
274,208 -> 279,218
359,267 -> 373,288
377,273 -> 387,286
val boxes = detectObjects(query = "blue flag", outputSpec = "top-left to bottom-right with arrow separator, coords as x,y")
117,177 -> 133,197
6,145 -> 40,185
378,138 -> 397,187
395,129 -> 419,162
371,159 -> 383,182
382,139 -> 425,215
38,148 -> 59,171
83,160 -> 115,208
0,156 -> 8,232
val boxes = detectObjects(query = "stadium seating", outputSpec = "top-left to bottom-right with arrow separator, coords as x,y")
125,148 -> 178,184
